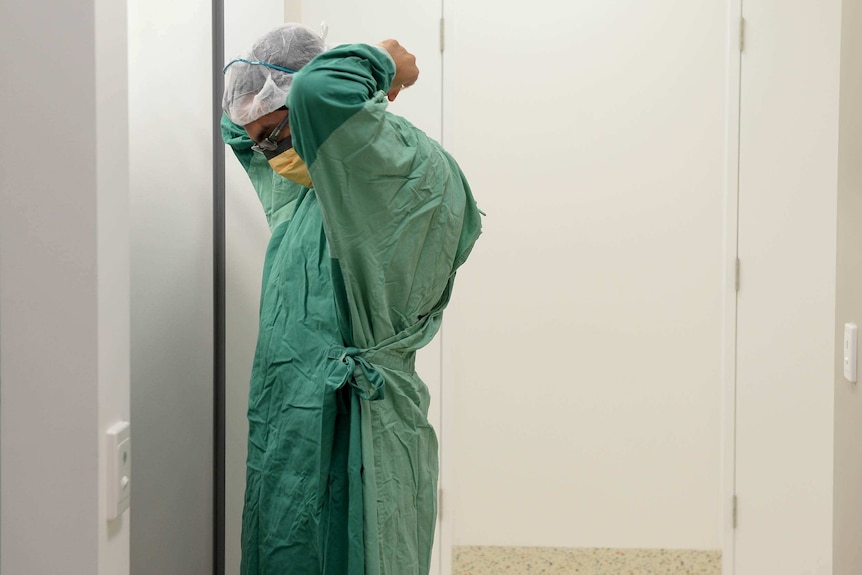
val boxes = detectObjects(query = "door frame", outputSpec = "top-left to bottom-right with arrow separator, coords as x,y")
212,0 -> 227,573
721,0 -> 743,573
439,1 -> 457,572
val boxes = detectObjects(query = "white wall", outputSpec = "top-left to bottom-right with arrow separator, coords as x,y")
444,0 -> 726,550
0,0 -> 130,573
833,0 -> 862,572
97,0 -> 133,570
128,0 -> 214,572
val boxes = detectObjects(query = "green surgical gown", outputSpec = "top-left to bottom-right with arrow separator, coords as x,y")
222,43 -> 482,575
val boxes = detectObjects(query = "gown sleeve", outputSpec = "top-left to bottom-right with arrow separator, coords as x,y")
221,113 -> 304,230
288,44 -> 482,349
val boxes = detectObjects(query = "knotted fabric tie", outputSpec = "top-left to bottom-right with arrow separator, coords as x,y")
328,346 -> 386,401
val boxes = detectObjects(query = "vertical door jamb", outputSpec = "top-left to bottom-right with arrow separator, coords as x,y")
212,0 -> 227,571
722,0 -> 744,573
440,2 -> 456,573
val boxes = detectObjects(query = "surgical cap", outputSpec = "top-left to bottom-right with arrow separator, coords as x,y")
223,24 -> 326,126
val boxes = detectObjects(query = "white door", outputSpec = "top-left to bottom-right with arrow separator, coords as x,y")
734,0 -> 842,574
441,0 -> 726,557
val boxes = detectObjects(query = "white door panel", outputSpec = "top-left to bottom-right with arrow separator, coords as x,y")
734,0 -> 841,573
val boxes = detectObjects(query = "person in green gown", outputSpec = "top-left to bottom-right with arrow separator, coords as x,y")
222,23 -> 482,575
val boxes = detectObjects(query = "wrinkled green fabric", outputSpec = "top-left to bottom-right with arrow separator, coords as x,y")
223,42 -> 481,575
223,118 -> 302,231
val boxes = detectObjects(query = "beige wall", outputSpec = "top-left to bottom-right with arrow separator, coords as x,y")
833,0 -> 862,571
285,0 -> 301,21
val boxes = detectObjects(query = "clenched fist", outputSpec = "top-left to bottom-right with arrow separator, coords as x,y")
377,39 -> 419,101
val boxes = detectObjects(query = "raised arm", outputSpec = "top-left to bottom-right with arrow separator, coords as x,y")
221,112 -> 255,171
287,41 -> 417,168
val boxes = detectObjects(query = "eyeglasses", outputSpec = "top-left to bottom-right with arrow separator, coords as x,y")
251,112 -> 291,154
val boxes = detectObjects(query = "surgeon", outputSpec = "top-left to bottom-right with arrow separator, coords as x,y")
222,23 -> 482,575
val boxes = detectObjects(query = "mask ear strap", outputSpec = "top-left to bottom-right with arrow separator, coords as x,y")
320,21 -> 329,43
267,112 -> 291,143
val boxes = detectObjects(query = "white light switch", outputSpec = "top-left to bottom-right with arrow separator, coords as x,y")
844,323 -> 857,383
106,421 -> 131,520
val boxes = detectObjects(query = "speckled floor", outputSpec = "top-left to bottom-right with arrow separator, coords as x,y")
453,546 -> 721,575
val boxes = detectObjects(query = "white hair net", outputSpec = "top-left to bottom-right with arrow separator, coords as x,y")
223,24 -> 326,126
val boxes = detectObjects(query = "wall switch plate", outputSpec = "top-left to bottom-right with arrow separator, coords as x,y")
844,324 -> 858,383
106,421 -> 131,520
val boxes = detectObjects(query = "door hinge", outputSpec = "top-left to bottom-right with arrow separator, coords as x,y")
739,17 -> 746,53
735,257 -> 741,292
440,18 -> 445,53
438,487 -> 443,519
732,495 -> 738,528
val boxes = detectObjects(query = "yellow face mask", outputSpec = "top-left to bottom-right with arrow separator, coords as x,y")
263,137 -> 313,188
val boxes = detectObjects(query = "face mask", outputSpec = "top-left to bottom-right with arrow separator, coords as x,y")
262,136 -> 313,188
